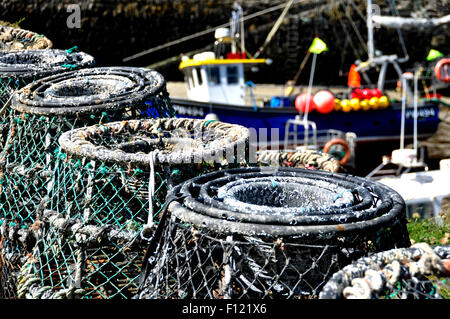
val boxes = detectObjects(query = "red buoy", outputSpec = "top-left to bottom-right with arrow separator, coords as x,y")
371,88 -> 382,98
361,88 -> 372,100
350,88 -> 363,99
313,90 -> 335,114
295,93 -> 317,113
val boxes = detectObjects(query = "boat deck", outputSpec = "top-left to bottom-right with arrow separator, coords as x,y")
378,168 -> 450,221
166,81 -> 450,106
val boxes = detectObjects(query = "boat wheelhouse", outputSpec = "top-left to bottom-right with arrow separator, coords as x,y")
179,27 -> 268,106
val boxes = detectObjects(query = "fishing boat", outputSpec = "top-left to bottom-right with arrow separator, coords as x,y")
167,1 -> 443,167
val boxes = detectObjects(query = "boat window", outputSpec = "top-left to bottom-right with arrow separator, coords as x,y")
196,67 -> 203,85
192,68 -> 199,87
208,67 -> 221,85
185,69 -> 193,89
227,66 -> 238,84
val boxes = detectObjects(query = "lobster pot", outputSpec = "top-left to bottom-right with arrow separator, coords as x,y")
256,149 -> 341,172
0,24 -> 53,51
0,66 -> 173,224
0,49 -> 95,148
0,67 -> 174,298
319,244 -> 450,299
137,167 -> 411,299
17,118 -> 250,299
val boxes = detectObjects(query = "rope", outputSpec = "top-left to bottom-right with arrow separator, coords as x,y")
257,149 -> 341,172
0,24 -> 53,51
142,151 -> 156,239
319,243 -> 450,299
16,248 -> 86,299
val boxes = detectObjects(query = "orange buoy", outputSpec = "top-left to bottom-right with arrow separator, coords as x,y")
313,90 -> 335,114
347,64 -> 361,88
295,93 -> 317,113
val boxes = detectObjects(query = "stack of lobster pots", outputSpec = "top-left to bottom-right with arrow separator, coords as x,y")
0,23 -> 417,301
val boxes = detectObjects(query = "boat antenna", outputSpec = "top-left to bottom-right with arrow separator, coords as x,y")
122,0 -> 308,62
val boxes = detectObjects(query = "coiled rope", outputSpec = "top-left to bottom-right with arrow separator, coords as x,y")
0,24 -> 53,51
319,243 -> 450,299
257,149 -> 341,172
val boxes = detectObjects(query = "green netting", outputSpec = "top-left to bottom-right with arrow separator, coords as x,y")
0,67 -> 174,298
10,118 -> 250,299
0,49 -> 95,150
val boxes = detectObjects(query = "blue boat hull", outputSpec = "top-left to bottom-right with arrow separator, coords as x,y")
171,98 -> 440,145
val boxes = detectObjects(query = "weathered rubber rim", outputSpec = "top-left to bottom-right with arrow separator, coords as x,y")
58,117 -> 250,166
11,66 -> 169,116
0,49 -> 94,80
167,167 -> 407,237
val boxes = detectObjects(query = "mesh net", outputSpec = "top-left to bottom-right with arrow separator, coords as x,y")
0,67 -> 174,298
0,49 -> 96,149
0,24 -> 53,51
137,167 -> 411,299
12,118 -> 250,299
319,243 -> 450,299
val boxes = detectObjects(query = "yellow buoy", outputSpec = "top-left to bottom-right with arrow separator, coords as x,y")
340,99 -> 352,112
369,97 -> 379,110
378,95 -> 389,108
360,99 -> 370,111
350,98 -> 360,111
334,98 -> 341,111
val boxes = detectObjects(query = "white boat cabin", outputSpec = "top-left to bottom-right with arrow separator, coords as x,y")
179,27 -> 267,106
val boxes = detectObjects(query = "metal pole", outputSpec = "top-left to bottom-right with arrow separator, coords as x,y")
400,77 -> 407,150
367,0 -> 375,61
413,71 -> 418,153
239,6 -> 245,57
231,10 -> 237,54
303,52 -> 317,147
304,53 -> 317,122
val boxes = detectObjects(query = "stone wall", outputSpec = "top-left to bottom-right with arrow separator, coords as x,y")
1,0 -> 448,84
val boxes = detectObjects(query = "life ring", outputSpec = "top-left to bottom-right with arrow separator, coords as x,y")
434,58 -> 450,83
323,138 -> 351,166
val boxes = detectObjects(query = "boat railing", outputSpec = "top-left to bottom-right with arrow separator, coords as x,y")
284,115 -> 318,150
283,115 -> 352,150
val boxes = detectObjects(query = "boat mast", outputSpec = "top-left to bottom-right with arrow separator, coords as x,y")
231,1 -> 245,56
366,0 -> 375,61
